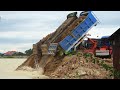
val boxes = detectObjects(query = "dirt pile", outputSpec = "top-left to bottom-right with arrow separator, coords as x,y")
44,52 -> 113,79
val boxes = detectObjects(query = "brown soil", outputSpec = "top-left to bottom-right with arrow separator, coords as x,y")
43,52 -> 113,79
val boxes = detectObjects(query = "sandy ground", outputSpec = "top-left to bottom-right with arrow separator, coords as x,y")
0,58 -> 49,79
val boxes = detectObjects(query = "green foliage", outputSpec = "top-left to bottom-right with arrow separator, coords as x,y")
92,58 -> 96,64
76,52 -> 82,61
100,60 -> 104,65
82,53 -> 115,78
75,71 -> 81,78
13,52 -> 25,56
0,53 -> 4,56
114,70 -> 120,79
65,51 -> 77,56
71,51 -> 77,55
96,59 -> 100,64
77,52 -> 83,57
86,59 -> 89,63
59,51 -> 64,56
106,68 -> 120,79
119,60 -> 120,64
94,59 -> 113,72
4,56 -> 14,58
101,63 -> 113,71
83,53 -> 92,58
98,60 -> 115,78
25,49 -> 33,56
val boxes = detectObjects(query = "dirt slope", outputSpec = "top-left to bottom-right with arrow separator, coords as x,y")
44,52 -> 113,79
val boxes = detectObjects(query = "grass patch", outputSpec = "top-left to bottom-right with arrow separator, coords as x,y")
65,51 -> 77,56
2,56 -> 14,58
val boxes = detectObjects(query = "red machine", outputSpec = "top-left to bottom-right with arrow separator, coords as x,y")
84,38 -> 98,54
82,35 -> 112,58
95,36 -> 112,58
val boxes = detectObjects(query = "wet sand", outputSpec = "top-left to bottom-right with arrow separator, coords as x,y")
0,58 -> 49,79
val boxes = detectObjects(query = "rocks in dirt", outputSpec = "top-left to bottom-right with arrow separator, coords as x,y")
49,55 -> 80,78
45,52 -> 113,79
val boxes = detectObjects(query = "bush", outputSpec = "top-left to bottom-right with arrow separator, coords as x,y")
65,51 -> 77,56
114,70 -> 120,79
83,53 -> 93,58
4,56 -> 14,58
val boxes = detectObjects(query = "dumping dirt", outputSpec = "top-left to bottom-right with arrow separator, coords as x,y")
15,11 -> 113,79
44,52 -> 113,79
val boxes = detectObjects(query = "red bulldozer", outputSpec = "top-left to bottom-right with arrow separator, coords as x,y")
82,35 -> 112,58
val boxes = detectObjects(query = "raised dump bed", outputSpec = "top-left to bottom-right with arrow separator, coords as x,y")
44,12 -> 78,44
40,12 -> 78,55
59,11 -> 98,52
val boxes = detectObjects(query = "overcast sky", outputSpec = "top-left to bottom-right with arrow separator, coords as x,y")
0,11 -> 120,53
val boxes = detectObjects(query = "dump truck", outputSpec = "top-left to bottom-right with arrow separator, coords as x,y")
17,11 -> 99,70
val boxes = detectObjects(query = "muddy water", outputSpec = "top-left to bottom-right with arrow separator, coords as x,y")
0,58 -> 49,79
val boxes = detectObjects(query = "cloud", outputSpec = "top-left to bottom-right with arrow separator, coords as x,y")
0,30 -> 54,44
87,26 -> 119,38
93,11 -> 120,26
0,43 -> 33,53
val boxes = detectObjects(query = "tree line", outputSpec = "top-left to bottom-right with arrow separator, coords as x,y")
14,48 -> 33,56
0,48 -> 33,56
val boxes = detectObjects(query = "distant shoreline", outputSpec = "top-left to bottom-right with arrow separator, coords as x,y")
0,56 -> 28,59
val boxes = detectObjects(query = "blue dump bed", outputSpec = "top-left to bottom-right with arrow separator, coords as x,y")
59,11 -> 98,52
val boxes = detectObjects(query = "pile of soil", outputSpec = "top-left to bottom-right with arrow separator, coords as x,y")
44,52 -> 113,79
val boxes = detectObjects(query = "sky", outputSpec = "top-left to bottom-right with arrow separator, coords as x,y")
0,11 -> 120,53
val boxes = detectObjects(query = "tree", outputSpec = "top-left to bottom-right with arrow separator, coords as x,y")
13,52 -> 25,56
25,49 -> 33,56
0,53 -> 4,56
